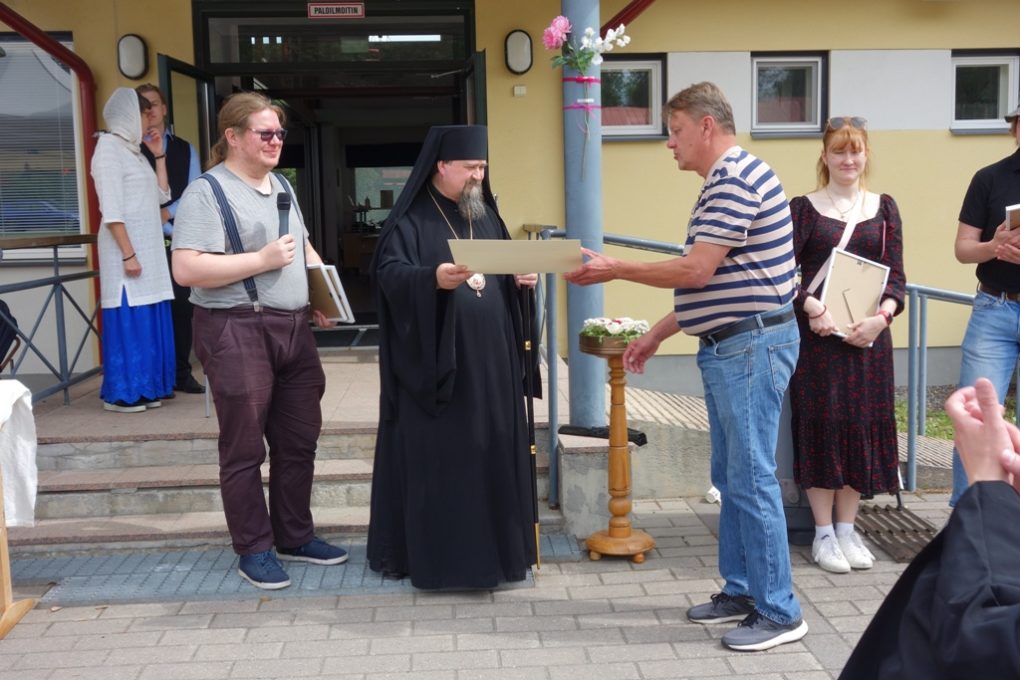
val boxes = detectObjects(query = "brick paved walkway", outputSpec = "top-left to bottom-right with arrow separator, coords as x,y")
1,492 -> 953,679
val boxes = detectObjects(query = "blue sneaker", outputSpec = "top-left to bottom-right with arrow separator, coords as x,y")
277,537 -> 349,565
238,550 -> 291,590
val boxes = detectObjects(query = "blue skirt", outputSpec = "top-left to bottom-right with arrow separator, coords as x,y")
100,288 -> 175,404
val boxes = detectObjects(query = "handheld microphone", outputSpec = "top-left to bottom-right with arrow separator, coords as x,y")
277,193 -> 291,239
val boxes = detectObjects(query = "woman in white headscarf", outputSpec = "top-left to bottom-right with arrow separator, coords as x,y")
90,87 -> 175,412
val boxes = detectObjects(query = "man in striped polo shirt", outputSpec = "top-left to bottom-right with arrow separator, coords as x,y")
566,81 -> 806,651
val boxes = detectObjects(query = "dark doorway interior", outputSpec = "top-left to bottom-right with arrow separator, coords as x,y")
191,2 -> 485,328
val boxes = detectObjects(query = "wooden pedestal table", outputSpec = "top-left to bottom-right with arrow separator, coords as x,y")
579,335 -> 655,563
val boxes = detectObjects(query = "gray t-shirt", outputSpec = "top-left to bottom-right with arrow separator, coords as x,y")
172,163 -> 309,310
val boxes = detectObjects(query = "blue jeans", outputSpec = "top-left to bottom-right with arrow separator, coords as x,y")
950,290 -> 1020,506
698,304 -> 802,625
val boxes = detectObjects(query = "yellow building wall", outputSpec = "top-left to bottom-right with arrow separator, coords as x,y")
478,0 -> 1020,356
5,0 -> 1019,357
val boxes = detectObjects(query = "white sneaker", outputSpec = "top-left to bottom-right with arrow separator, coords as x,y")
812,535 -> 851,573
838,531 -> 875,570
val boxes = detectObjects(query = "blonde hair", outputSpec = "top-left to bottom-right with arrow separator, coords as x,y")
209,92 -> 286,168
817,122 -> 871,189
664,81 -> 736,135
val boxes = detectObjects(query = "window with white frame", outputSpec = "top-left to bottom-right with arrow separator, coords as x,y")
752,54 -> 825,134
952,54 -> 1019,132
601,55 -> 665,137
0,34 -> 83,251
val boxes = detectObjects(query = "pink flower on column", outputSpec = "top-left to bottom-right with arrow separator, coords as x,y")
542,15 -> 572,49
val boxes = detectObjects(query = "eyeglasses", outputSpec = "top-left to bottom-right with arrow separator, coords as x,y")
248,128 -> 288,142
826,116 -> 867,131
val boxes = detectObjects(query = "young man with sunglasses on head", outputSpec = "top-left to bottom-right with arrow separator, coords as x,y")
566,81 -> 806,651
949,105 -> 1020,508
172,92 -> 347,590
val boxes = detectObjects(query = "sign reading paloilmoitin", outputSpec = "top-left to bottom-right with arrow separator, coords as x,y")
307,2 -> 365,19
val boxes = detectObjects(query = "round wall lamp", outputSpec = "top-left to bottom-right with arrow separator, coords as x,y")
504,29 -> 532,75
117,34 -> 148,80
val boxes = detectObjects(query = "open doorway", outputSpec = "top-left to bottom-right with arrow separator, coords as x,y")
190,1 -> 485,336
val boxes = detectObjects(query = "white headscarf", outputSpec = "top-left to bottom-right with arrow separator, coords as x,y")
100,87 -> 144,158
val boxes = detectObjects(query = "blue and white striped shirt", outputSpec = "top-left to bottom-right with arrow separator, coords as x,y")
673,146 -> 797,336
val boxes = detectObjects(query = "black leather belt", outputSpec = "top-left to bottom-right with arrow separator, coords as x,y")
699,308 -> 795,346
978,283 -> 1020,302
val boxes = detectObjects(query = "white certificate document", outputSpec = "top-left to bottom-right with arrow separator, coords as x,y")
819,248 -> 889,340
449,239 -> 582,274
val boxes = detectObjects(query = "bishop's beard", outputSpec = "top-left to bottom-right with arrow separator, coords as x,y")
458,182 -> 486,221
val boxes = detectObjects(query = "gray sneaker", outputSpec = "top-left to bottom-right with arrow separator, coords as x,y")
687,592 -> 756,624
721,611 -> 808,651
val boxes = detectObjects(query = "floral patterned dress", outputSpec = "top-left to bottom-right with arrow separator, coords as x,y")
789,194 -> 906,495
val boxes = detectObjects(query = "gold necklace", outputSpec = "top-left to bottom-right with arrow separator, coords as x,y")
427,186 -> 485,297
824,185 -> 860,220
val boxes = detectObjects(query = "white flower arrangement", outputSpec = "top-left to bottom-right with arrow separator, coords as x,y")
543,16 -> 631,73
580,316 -> 649,341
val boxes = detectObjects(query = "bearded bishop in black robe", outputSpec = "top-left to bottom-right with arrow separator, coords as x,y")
367,125 -> 541,589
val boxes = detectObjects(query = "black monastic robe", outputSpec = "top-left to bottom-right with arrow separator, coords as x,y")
840,481 -> 1020,679
366,188 -> 539,589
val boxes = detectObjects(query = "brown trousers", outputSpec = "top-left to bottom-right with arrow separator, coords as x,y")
193,305 -> 325,555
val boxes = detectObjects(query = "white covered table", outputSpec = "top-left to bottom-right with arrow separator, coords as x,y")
0,379 -> 37,638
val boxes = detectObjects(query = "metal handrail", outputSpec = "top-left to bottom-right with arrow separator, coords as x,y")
526,224 -> 972,502
904,283 -> 974,491
0,235 -> 101,404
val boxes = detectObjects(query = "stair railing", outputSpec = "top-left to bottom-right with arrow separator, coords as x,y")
525,224 -> 980,502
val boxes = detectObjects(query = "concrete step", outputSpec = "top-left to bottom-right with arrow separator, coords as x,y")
32,458 -> 551,520
23,424 -> 557,552
8,504 -> 567,552
35,430 -> 379,471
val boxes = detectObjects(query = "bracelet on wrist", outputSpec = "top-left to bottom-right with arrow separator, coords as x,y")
878,309 -> 893,326
808,304 -> 827,320
122,253 -> 136,262
154,154 -> 166,160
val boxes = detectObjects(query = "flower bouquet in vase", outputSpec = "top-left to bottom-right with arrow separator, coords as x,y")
579,316 -> 649,356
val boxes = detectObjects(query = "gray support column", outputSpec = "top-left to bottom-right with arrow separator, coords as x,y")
563,0 -> 605,428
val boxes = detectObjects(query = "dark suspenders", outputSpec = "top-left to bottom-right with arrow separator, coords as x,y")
198,172 -> 297,311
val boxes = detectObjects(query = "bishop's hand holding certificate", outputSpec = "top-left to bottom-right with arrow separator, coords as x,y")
818,248 -> 889,343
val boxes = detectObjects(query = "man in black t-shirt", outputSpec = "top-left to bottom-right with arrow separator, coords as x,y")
949,104 -> 1020,506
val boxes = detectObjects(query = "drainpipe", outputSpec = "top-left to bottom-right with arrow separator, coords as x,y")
601,0 -> 658,35
0,2 -> 100,298
562,0 -> 605,429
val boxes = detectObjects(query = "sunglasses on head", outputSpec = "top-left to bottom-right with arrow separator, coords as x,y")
826,116 -> 867,131
249,128 -> 288,142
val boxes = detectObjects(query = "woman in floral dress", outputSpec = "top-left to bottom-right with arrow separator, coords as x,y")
788,117 -> 906,574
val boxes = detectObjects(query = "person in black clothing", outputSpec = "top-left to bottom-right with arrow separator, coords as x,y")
840,377 -> 1020,679
136,83 -> 204,394
948,103 -> 1020,505
366,125 -> 541,590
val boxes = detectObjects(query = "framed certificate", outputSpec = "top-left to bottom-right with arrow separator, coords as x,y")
307,263 -> 355,324
1007,203 -> 1020,230
818,248 -> 889,339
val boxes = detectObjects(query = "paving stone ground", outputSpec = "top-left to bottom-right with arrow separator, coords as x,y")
2,492 -> 953,680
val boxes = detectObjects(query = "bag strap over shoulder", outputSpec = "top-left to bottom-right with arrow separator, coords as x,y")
199,173 -> 259,308
805,202 -> 862,296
